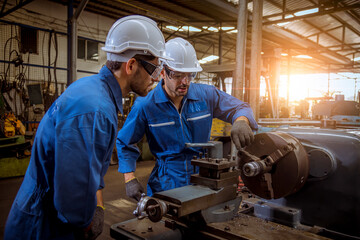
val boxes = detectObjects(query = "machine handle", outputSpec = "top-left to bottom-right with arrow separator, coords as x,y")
185,142 -> 216,148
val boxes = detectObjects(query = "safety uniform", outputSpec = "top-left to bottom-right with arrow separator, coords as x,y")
4,66 -> 122,239
117,80 -> 258,196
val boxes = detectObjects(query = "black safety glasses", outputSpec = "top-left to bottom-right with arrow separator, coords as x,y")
137,59 -> 163,80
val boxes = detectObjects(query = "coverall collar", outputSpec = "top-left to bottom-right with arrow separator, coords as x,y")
100,66 -> 123,114
154,79 -> 199,104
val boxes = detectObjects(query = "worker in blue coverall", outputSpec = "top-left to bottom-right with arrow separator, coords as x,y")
4,15 -> 171,240
117,37 -> 258,200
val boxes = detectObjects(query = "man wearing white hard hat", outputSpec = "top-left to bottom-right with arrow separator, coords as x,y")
117,37 -> 258,198
4,15 -> 169,240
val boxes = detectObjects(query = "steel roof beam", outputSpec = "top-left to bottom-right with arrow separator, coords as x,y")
0,0 -> 34,18
329,13 -> 360,40
265,0 -> 353,64
263,3 -> 360,25
201,0 -> 238,18
264,3 -> 360,20
165,0 -> 217,21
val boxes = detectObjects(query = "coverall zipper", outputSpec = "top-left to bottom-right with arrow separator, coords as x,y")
169,98 -> 189,183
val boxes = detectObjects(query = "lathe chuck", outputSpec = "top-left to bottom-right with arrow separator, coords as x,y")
238,132 -> 309,199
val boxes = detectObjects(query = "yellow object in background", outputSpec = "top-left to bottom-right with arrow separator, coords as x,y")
211,118 -> 232,137
16,119 -> 26,136
4,113 -> 26,137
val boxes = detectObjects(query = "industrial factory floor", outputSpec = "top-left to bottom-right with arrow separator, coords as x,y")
0,160 -> 155,240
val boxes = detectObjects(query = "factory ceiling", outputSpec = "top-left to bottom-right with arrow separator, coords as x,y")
3,0 -> 360,74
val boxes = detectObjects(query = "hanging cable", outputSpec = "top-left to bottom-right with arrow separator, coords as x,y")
53,31 -> 58,98
47,30 -> 52,93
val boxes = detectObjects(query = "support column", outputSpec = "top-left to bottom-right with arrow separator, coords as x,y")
287,50 -> 291,109
218,22 -> 222,65
67,0 -> 89,86
67,0 -> 74,86
269,48 -> 281,118
249,0 -> 263,120
233,0 -> 248,101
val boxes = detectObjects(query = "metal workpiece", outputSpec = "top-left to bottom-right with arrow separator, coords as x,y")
242,161 -> 268,177
238,132 -> 309,199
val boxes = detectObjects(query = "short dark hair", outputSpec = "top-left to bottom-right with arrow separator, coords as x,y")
133,54 -> 156,62
106,54 -> 156,73
105,61 -> 123,72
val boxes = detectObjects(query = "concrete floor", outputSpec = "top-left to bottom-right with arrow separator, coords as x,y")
0,160 -> 155,240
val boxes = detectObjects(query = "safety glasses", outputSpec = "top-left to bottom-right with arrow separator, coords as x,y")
137,59 -> 163,80
164,67 -> 197,82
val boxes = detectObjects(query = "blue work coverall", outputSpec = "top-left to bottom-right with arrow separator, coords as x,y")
117,80 -> 258,196
4,66 -> 122,239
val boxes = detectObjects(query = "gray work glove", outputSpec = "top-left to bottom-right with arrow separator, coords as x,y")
125,178 -> 144,201
75,206 -> 104,240
231,120 -> 254,150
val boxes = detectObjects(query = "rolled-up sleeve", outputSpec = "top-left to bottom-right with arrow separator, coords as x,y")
117,101 -> 147,173
53,112 -> 115,228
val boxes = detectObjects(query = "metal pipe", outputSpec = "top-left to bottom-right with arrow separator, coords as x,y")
287,51 -> 290,109
73,0 -> 89,20
249,0 -> 263,120
67,0 -> 89,86
67,0 -> 73,86
233,0 -> 248,101
218,22 -> 222,65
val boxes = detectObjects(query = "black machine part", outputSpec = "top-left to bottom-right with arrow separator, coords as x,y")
238,132 -> 309,199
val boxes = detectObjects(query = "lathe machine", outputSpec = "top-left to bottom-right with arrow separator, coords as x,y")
110,126 -> 360,240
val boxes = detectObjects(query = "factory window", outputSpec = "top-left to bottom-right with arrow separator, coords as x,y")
20,26 -> 38,54
78,39 -> 86,59
87,40 -> 98,61
77,38 -> 98,61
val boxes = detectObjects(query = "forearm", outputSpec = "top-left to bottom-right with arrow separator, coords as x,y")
234,116 -> 250,125
96,189 -> 104,207
124,172 -> 136,182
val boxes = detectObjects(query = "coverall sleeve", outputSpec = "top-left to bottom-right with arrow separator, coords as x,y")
210,86 -> 258,130
117,101 -> 147,173
53,112 -> 115,228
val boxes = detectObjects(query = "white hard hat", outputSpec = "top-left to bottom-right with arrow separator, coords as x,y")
164,37 -> 202,72
102,15 -> 172,62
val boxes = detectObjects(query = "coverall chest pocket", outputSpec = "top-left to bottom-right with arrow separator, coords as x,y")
148,118 -> 179,151
185,111 -> 212,142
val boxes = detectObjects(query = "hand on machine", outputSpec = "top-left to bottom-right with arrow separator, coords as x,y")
231,118 -> 254,150
125,177 -> 145,201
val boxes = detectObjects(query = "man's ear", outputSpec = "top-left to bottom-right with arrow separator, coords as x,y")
125,58 -> 137,75
160,68 -> 165,78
